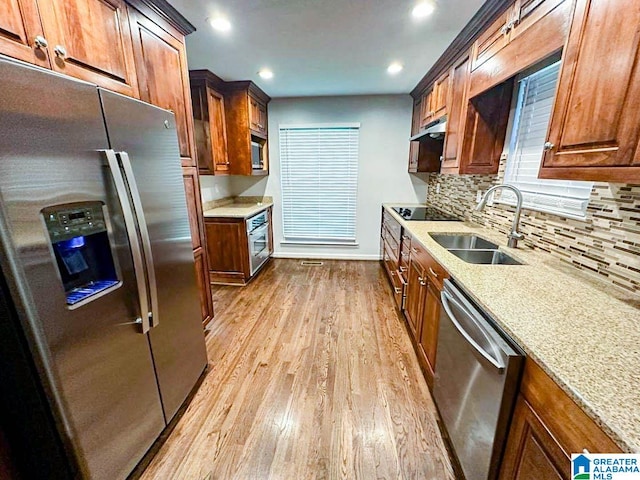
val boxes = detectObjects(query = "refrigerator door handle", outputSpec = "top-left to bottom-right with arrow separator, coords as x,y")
117,151 -> 160,328
102,149 -> 151,334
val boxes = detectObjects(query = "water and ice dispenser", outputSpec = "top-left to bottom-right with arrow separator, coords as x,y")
42,202 -> 120,306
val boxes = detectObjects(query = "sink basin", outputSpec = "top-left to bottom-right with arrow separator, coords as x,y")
430,234 -> 499,251
448,249 -> 523,265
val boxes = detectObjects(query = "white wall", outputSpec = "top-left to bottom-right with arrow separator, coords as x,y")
208,95 -> 427,260
200,175 -> 234,205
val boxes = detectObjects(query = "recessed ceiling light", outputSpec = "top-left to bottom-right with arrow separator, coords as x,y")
412,1 -> 435,19
387,62 -> 403,75
258,69 -> 274,80
209,16 -> 231,33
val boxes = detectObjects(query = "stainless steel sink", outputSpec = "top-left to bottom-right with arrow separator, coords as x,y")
447,249 -> 523,265
430,234 -> 499,251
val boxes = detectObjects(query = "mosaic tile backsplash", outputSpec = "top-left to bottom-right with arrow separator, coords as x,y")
426,166 -> 640,295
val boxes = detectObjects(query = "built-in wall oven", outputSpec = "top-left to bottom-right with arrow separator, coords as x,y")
247,210 -> 270,275
433,279 -> 524,480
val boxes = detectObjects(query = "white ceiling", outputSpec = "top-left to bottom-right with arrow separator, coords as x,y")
169,0 -> 486,97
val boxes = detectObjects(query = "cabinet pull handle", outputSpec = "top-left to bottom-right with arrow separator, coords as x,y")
402,234 -> 410,240
411,247 -> 418,254
54,45 -> 67,58
428,267 -> 439,279
543,142 -> 555,151
390,271 -> 396,276
394,287 -> 402,294
420,279 -> 427,286
400,266 -> 407,273
34,35 -> 48,49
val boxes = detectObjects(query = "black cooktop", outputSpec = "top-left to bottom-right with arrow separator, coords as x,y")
392,206 -> 461,221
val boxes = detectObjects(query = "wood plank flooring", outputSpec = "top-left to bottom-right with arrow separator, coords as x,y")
140,259 -> 454,480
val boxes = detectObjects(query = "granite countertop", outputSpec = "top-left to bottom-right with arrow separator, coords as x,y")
203,201 -> 273,219
383,203 -> 640,453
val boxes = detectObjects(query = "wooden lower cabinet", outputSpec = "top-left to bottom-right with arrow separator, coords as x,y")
499,359 -> 622,480
417,281 -> 441,387
193,247 -> 213,327
499,396 -> 568,480
404,255 -> 425,340
204,208 -> 272,285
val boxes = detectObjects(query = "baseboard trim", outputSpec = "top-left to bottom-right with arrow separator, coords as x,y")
271,252 -> 382,261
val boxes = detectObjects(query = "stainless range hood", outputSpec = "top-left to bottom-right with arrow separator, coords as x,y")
410,116 -> 447,141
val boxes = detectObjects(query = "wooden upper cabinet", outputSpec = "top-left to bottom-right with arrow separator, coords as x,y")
419,89 -> 434,128
510,0 -> 565,42
442,55 -> 470,173
128,7 -> 194,162
471,7 -> 512,72
248,93 -> 267,136
539,0 -> 640,182
432,70 -> 450,119
36,0 -> 139,97
0,0 -> 50,67
191,72 -> 229,175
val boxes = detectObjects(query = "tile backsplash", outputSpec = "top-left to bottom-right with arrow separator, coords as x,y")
426,167 -> 640,295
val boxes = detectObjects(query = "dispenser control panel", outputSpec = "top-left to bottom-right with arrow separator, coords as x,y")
43,203 -> 107,241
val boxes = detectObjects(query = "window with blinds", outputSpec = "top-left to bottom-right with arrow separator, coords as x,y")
503,61 -> 593,219
279,124 -> 360,244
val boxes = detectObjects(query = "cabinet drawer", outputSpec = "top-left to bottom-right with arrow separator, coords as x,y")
390,269 -> 406,310
410,241 -> 448,290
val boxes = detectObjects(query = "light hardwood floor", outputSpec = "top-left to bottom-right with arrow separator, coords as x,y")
140,259 -> 454,480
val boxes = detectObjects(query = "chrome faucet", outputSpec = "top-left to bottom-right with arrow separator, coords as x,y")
475,184 -> 524,248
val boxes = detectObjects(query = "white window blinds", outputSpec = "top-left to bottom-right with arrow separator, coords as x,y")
503,61 -> 593,219
279,124 -> 360,243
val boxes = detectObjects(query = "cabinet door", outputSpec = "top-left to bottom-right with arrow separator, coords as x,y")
471,7 -> 512,71
257,102 -> 268,135
432,70 -> 450,119
0,0 -> 50,67
419,282 -> 441,378
248,95 -> 261,132
36,0 -> 139,96
408,99 -> 421,172
208,88 -> 230,174
204,219 -> 248,277
442,55 -> 470,172
510,0 -> 566,43
128,7 -> 195,163
193,247 -> 214,326
420,89 -> 434,128
404,256 -> 425,340
182,167 -> 204,251
539,0 -> 640,182
499,396 -> 568,480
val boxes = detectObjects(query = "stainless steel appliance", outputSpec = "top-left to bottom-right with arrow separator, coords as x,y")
391,206 -> 461,221
247,210 -> 270,275
433,280 -> 524,480
0,58 -> 207,479
251,140 -> 264,169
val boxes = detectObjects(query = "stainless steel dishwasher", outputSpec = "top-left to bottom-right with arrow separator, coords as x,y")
433,279 -> 524,480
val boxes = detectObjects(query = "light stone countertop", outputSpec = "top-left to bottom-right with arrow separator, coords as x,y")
383,203 -> 640,453
203,201 -> 273,219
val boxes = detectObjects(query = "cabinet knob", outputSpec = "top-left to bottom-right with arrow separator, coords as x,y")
54,45 -> 67,58
34,35 -> 48,49
543,142 -> 555,151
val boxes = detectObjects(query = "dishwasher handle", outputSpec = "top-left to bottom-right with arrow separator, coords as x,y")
441,290 -> 506,372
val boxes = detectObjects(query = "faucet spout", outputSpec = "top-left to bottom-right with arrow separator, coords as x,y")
475,184 -> 525,248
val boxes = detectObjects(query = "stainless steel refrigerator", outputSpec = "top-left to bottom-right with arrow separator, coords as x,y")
0,57 -> 208,479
